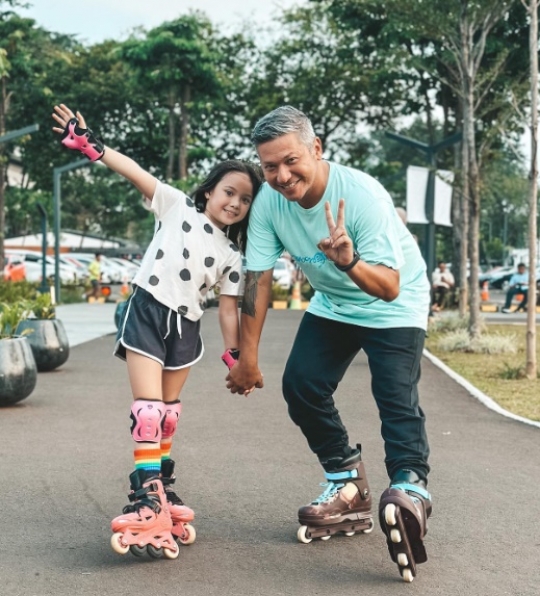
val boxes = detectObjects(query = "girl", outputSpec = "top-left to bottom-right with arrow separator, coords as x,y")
52,104 -> 262,560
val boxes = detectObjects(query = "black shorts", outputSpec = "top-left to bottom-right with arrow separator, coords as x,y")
114,286 -> 204,369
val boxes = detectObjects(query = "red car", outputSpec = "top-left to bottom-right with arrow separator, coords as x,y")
3,254 -> 26,282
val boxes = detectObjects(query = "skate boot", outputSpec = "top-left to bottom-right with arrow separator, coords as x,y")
297,448 -> 373,543
160,459 -> 196,545
379,469 -> 432,583
110,469 -> 179,559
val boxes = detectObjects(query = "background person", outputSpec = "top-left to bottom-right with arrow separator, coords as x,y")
431,261 -> 455,312
501,263 -> 528,313
84,253 -> 102,301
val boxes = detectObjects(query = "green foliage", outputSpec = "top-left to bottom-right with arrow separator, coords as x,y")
0,301 -> 29,339
271,283 -> 289,301
0,280 -> 38,302
26,292 -> 55,319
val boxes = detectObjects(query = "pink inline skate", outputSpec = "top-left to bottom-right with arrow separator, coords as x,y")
160,459 -> 196,545
110,469 -> 179,559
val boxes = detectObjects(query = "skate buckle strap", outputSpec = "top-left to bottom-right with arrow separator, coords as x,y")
325,468 -> 359,482
390,482 -> 432,502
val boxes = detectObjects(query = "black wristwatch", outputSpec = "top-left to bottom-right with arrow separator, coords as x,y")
335,251 -> 360,272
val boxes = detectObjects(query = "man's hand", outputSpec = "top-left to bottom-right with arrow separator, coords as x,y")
226,359 -> 264,396
317,199 -> 354,268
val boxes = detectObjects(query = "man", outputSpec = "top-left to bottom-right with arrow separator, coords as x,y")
431,261 -> 455,311
501,263 -> 528,313
226,106 -> 432,583
85,252 -> 102,301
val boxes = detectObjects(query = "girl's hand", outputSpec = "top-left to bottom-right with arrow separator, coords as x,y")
52,103 -> 88,134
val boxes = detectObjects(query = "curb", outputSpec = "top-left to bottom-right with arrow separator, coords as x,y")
423,349 -> 540,430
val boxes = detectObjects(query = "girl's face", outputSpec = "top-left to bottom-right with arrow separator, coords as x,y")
204,171 -> 254,229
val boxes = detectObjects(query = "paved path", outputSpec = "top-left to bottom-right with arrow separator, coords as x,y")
0,305 -> 538,595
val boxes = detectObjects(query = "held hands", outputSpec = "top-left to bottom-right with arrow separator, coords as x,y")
52,104 -> 105,161
226,359 -> 264,397
317,199 -> 355,268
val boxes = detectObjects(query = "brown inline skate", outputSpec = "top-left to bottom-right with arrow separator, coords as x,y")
297,447 -> 373,543
379,469 -> 432,583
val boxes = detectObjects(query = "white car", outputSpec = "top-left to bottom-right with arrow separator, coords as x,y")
5,249 -> 79,284
273,257 -> 293,290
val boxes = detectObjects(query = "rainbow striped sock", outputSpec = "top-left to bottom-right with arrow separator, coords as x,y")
134,443 -> 162,474
161,437 -> 173,463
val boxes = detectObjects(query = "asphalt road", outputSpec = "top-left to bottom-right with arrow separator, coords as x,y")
0,308 -> 538,595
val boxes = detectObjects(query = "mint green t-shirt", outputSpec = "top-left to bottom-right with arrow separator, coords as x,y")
246,162 -> 430,330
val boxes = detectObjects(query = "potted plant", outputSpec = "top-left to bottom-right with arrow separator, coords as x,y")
0,302 -> 37,406
16,292 -> 70,372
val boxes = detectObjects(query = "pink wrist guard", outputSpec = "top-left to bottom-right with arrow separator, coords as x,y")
61,118 -> 105,161
221,348 -> 240,370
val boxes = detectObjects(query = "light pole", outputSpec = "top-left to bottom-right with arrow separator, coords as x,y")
385,131 -> 462,278
53,158 -> 93,302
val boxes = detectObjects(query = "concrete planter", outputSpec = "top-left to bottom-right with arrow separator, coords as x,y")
16,319 -> 70,372
0,337 -> 38,406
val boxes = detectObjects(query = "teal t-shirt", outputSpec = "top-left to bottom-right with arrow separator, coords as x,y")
246,162 -> 430,330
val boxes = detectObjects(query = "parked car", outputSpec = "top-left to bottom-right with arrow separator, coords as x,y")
70,253 -> 123,284
3,253 -> 26,281
5,249 -> 78,284
273,257 -> 293,290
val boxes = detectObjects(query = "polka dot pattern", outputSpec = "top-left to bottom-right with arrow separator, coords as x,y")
177,305 -> 188,316
229,271 -> 240,283
182,221 -> 192,232
149,275 -> 159,286
229,243 -> 239,252
179,269 -> 191,281
186,197 -> 194,208
183,248 -> 190,259
204,257 -> 215,267
204,224 -> 213,234
156,249 -> 164,259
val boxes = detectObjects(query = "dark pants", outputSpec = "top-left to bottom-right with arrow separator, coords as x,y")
503,286 -> 528,310
432,285 -> 449,308
282,312 -> 430,481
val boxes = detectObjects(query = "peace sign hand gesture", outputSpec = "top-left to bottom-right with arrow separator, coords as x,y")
317,199 -> 355,268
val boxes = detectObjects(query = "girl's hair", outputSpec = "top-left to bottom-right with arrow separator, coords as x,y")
193,160 -> 263,253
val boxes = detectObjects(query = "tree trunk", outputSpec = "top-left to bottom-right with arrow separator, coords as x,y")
525,0 -> 538,380
178,85 -> 191,180
166,89 -> 176,181
0,75 -> 7,274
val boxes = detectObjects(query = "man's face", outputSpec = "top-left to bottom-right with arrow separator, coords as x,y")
257,133 -> 324,208
518,265 -> 526,274
439,263 -> 446,272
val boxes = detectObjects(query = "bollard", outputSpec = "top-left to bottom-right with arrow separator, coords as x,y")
289,281 -> 302,310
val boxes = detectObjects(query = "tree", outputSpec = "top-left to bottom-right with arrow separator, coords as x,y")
120,13 -> 224,180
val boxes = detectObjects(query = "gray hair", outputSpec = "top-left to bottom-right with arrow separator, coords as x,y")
251,106 -> 316,148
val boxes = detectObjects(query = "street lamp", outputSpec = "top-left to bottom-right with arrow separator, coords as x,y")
385,131 -> 462,277
53,158 -> 94,302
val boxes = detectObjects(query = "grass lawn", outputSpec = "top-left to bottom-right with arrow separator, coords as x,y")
425,324 -> 540,422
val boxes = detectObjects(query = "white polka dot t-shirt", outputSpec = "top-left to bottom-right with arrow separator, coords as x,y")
132,181 -> 243,322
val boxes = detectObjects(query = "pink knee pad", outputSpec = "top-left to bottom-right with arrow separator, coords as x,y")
130,399 -> 166,443
162,400 -> 182,439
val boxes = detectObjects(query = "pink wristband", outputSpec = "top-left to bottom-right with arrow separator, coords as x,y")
221,348 -> 240,370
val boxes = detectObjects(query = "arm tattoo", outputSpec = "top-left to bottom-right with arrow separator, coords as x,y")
242,270 -> 264,317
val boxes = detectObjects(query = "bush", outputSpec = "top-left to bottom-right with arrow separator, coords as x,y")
429,312 -> 486,334
0,280 -> 38,303
437,329 -> 518,354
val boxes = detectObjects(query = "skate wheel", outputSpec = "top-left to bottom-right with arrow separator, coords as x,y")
163,546 -> 180,560
344,531 -> 355,537
402,568 -> 414,583
385,503 -> 397,526
129,544 -> 147,557
110,532 -> 129,555
176,523 -> 196,545
397,553 -> 408,567
147,544 -> 164,559
390,528 -> 401,543
297,525 -> 312,544
320,535 -> 331,541
363,520 -> 374,534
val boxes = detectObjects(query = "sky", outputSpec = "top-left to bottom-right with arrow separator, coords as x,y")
19,0 -> 305,43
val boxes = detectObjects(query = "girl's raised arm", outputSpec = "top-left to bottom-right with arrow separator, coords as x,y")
52,103 -> 157,200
